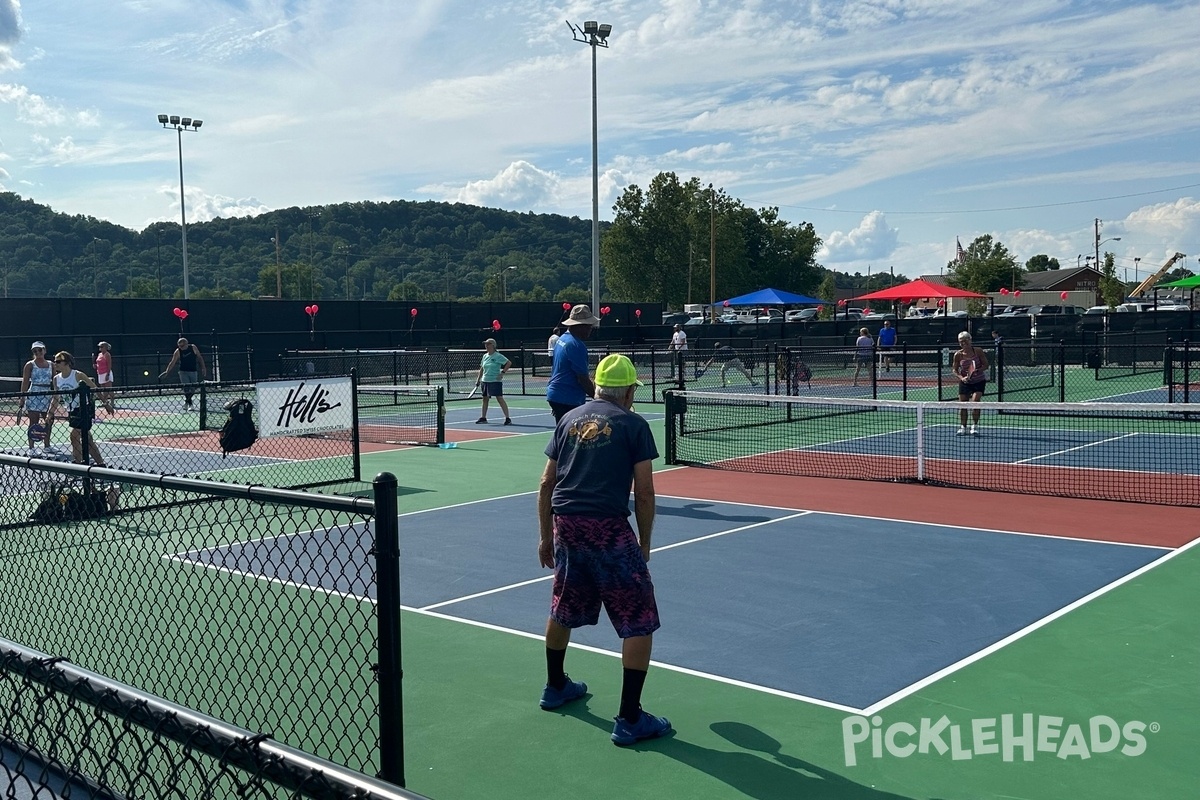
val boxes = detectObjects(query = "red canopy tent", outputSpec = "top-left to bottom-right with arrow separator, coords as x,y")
852,278 -> 987,302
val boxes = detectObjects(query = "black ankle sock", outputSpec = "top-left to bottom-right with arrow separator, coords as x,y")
546,647 -> 567,690
619,668 -> 647,722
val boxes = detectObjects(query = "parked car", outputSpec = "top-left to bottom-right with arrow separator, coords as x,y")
861,310 -> 897,320
992,305 -> 1030,317
1028,305 -> 1087,316
1084,305 -> 1111,315
786,308 -> 820,322
752,308 -> 786,323
662,312 -> 691,326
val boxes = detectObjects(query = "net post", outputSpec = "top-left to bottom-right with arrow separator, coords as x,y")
373,470 -> 406,789
915,402 -> 925,482
198,381 -> 208,429
436,387 -> 446,444
1057,341 -> 1065,402
664,390 -> 679,463
1180,338 -> 1190,402
520,343 -> 528,395
870,343 -> 878,399
350,369 -> 362,482
995,338 -> 1005,401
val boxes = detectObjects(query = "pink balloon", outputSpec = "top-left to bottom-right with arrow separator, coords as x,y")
723,300 -> 730,307
635,309 -> 641,318
179,310 -> 188,320
172,307 -> 182,317
410,308 -> 418,317
562,302 -> 571,310
1013,290 -> 1021,297
304,305 -> 312,315
937,299 -> 945,307
1000,287 -> 1010,295
838,299 -> 846,306
1060,291 -> 1068,300
312,304 -> 319,313
492,320 -> 501,330
817,305 -> 824,312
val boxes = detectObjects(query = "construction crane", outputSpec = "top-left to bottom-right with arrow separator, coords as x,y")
1131,252 -> 1186,298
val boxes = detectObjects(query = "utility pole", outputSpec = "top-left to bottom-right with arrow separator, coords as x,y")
709,184 -> 716,319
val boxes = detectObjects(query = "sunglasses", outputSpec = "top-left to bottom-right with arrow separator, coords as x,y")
53,358 -> 67,363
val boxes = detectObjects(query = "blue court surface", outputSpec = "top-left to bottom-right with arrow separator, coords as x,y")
808,421 -> 1200,474
176,495 -> 1169,712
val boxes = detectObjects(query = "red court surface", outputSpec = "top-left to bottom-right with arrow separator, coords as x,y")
655,467 -> 1199,549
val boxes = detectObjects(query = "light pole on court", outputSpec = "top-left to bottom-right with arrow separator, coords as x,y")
157,114 -> 203,300
567,19 -> 612,313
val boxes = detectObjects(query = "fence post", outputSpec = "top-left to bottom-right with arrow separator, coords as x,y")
350,369 -> 362,482
373,471 -> 405,788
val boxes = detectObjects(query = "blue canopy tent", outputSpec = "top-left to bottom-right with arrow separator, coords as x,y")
713,288 -> 824,306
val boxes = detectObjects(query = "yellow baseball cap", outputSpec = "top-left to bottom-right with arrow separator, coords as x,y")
594,354 -> 642,387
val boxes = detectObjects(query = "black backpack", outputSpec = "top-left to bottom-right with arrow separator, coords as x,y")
219,398 -> 258,458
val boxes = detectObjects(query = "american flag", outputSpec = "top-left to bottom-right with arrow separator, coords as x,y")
955,237 -> 966,265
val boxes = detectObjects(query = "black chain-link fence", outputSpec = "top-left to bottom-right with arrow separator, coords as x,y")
0,636 -> 426,800
0,378 -> 414,491
0,456 -> 404,784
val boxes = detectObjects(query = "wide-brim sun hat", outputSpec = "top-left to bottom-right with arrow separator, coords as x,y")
563,304 -> 601,327
594,354 -> 643,387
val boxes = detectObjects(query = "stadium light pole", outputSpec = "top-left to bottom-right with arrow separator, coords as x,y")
157,114 -> 202,300
567,19 -> 612,313
90,238 -> 101,297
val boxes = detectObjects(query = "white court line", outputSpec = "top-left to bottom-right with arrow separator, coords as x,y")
859,532 -> 1197,716
167,490 -> 1192,716
407,606 -> 862,714
419,511 -> 811,611
1014,431 -> 1140,464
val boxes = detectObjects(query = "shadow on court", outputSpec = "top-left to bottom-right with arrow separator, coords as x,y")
657,500 -> 776,525
555,703 -> 916,800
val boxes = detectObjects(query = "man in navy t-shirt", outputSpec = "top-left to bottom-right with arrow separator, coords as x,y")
536,354 -> 671,747
546,304 -> 600,423
877,319 -> 897,372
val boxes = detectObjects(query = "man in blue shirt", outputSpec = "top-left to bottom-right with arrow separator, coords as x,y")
546,304 -> 600,423
877,319 -> 897,372
537,353 -> 671,747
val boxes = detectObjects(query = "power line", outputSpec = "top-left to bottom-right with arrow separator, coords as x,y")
753,182 -> 1200,216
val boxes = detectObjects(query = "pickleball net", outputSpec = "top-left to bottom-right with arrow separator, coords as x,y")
352,384 -> 446,446
664,389 -> 1200,506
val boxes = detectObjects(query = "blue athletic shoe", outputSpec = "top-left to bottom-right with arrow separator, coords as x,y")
611,709 -> 672,746
539,676 -> 587,710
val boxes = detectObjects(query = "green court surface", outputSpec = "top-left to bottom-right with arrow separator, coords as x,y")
361,397 -> 1199,800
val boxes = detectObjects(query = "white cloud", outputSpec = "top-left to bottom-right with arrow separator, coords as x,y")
819,211 -> 900,263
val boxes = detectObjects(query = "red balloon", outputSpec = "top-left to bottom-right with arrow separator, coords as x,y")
937,299 -> 945,307
304,305 -> 312,315
179,310 -> 188,320
1060,290 -> 1068,300
817,305 -> 824,312
1000,287 -> 1010,295
312,304 -> 319,313
492,320 -> 501,330
172,307 -> 182,317
723,300 -> 730,307
410,308 -> 418,317
635,309 -> 641,318
838,299 -> 846,306
562,302 -> 571,310
1013,290 -> 1021,297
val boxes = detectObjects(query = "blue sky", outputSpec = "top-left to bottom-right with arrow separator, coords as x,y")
2,0 -> 1199,285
